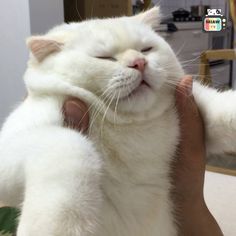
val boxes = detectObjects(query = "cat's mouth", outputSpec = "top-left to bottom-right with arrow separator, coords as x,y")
122,78 -> 151,99
140,80 -> 150,87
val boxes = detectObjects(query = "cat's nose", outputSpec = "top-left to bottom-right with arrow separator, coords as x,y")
128,58 -> 147,72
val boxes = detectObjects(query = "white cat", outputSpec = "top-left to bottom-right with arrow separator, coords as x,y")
0,7 -> 235,236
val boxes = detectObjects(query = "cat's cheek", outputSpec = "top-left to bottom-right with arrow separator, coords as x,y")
145,71 -> 167,91
144,60 -> 168,91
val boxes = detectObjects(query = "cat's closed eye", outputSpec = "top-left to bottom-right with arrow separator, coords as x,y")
96,56 -> 117,62
141,47 -> 153,53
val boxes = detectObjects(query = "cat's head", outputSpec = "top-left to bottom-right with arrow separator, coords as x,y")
26,7 -> 184,117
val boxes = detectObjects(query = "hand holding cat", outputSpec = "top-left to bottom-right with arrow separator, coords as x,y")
62,75 -> 223,236
63,76 -> 207,205
173,75 -> 206,206
174,75 -> 223,236
63,98 -> 89,133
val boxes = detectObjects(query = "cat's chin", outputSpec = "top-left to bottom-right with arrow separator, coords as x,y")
117,83 -> 157,113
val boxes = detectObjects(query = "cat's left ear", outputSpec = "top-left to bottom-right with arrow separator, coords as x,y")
26,36 -> 63,62
133,6 -> 161,31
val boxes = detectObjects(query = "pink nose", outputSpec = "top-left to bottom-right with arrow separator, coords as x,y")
128,58 -> 146,72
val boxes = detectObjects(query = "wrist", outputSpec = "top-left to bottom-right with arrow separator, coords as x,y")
177,199 -> 223,236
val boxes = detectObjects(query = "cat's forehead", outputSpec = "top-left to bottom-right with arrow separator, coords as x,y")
84,18 -> 151,45
50,17 -> 157,48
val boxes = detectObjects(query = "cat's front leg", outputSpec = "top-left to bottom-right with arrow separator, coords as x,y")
0,137 -> 27,206
193,81 -> 236,155
17,128 -> 103,236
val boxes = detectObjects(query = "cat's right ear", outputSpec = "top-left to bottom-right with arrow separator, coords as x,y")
26,36 -> 63,62
133,6 -> 162,31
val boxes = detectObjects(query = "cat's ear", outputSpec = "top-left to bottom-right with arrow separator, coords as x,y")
26,36 -> 63,62
134,6 -> 161,30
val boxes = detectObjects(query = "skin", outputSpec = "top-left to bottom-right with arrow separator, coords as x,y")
63,76 -> 223,236
173,76 -> 223,236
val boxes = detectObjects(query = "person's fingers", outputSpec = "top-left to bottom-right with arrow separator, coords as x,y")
175,75 -> 198,120
175,76 -> 205,160
173,76 -> 206,202
63,98 -> 89,133
175,75 -> 193,106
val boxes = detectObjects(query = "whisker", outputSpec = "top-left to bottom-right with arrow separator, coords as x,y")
89,88 -> 114,132
77,86 -> 114,129
174,42 -> 187,58
100,92 -> 116,137
75,0 -> 83,21
91,0 -> 95,19
114,90 -> 120,126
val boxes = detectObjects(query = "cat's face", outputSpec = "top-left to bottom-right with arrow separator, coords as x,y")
27,7 -> 183,114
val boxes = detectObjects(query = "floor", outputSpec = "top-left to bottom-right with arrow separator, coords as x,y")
204,171 -> 236,236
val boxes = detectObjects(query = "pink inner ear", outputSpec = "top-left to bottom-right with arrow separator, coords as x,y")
28,38 -> 63,62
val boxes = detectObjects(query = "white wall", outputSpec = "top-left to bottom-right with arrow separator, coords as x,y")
0,0 -> 64,126
29,0 -> 64,34
0,0 -> 31,125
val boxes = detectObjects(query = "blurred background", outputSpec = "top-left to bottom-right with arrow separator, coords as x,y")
0,0 -> 64,126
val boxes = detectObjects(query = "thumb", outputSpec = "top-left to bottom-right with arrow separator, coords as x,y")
63,98 -> 89,133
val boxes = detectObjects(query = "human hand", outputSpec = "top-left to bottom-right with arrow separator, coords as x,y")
63,98 -> 89,133
173,75 -> 223,236
173,75 -> 205,204
62,78 -> 223,235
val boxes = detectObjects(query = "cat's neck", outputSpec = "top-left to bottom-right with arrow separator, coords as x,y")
89,104 -> 179,188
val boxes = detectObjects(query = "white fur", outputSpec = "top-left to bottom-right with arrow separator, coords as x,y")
0,7 -> 235,236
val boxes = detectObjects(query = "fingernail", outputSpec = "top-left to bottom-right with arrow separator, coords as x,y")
68,101 -> 84,116
64,101 -> 85,126
64,101 -> 89,133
